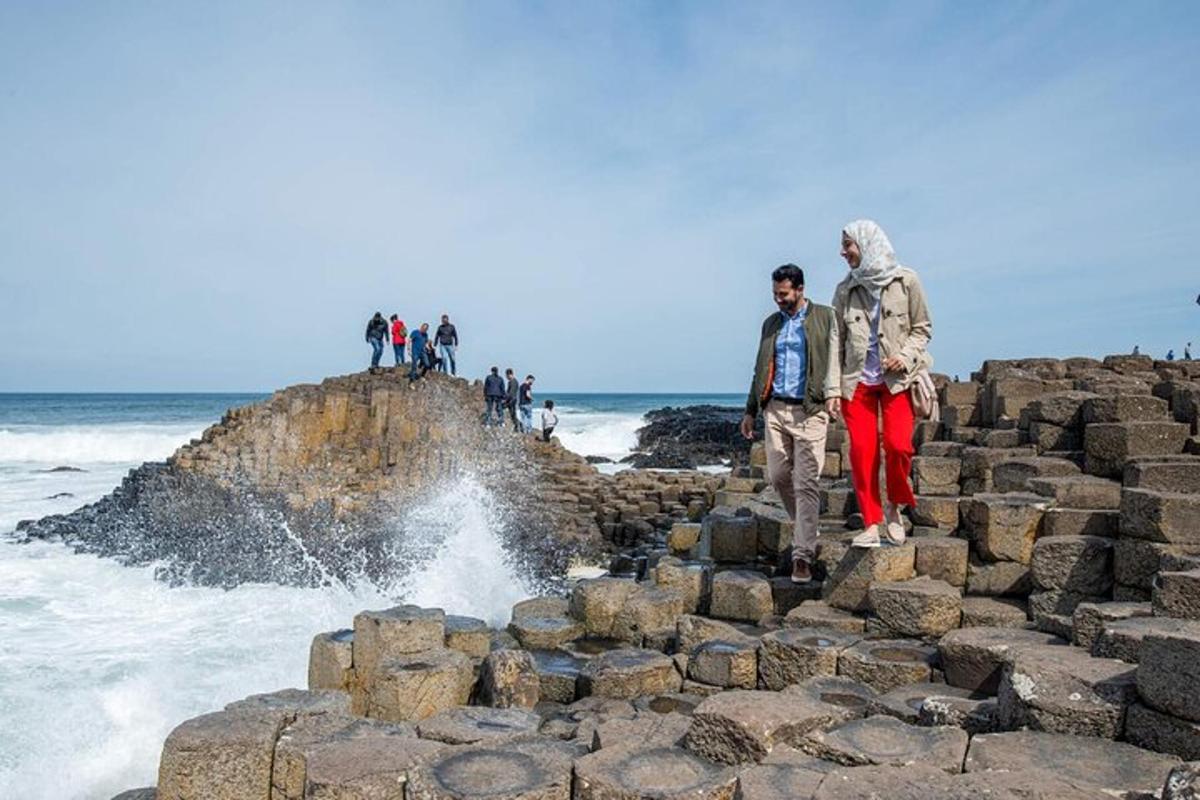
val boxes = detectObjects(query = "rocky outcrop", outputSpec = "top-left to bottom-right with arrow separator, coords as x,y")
17,369 -> 723,587
625,405 -> 759,469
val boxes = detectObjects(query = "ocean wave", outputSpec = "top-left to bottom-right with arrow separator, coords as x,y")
553,411 -> 643,460
0,425 -> 203,465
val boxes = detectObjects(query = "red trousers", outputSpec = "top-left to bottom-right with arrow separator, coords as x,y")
841,382 -> 916,526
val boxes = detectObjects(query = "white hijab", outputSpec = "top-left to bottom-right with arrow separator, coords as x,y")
843,219 -> 903,300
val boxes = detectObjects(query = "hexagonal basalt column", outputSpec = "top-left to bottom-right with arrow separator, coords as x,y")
407,738 -> 583,800
573,746 -> 739,800
578,648 -> 680,700
353,647 -> 474,722
800,715 -> 969,774
868,577 -> 962,638
756,628 -> 860,691
685,689 -> 854,765
997,643 -> 1138,738
836,639 -> 937,693
351,605 -> 446,679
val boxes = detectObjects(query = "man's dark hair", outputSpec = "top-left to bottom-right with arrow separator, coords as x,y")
526,375 -> 535,381
490,366 -> 499,374
389,314 -> 397,321
771,264 -> 805,289
505,368 -> 514,376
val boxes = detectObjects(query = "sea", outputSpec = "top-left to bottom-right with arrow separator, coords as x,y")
0,391 -> 740,799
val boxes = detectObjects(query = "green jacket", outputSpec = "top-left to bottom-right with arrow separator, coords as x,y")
744,301 -> 841,418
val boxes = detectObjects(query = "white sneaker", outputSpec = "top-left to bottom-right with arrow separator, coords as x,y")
884,503 -> 907,545
852,524 -> 882,548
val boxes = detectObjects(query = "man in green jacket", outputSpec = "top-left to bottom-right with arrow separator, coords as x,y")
739,264 -> 841,583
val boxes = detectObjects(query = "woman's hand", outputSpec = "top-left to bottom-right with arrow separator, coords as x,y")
825,399 -> 840,419
740,414 -> 756,441
882,355 -> 907,373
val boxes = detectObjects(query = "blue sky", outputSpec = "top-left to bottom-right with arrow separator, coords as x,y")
2,2 -> 1198,392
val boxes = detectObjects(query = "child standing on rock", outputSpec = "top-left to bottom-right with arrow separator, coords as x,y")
541,400 -> 558,442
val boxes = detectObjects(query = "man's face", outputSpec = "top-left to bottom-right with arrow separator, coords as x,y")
421,324 -> 428,332
442,316 -> 448,323
773,280 -> 804,314
841,234 -> 862,269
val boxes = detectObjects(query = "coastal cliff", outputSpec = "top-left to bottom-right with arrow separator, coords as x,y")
17,369 -> 724,587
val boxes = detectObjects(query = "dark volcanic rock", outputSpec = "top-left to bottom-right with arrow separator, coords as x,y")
629,405 -> 756,468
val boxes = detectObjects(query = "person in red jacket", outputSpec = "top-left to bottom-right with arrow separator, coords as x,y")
389,315 -> 407,366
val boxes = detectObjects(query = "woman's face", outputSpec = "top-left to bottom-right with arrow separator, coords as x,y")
841,233 -> 862,269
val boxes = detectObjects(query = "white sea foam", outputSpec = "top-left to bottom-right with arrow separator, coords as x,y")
553,411 -> 641,461
0,473 -> 537,799
0,424 -> 202,465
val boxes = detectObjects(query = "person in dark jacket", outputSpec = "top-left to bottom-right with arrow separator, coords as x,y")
739,264 -> 840,585
435,315 -> 459,375
518,375 -> 535,433
483,366 -> 506,426
365,312 -> 388,370
504,369 -> 519,430
408,323 -> 429,380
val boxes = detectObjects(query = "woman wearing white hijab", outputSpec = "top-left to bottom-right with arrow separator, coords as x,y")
833,220 -> 932,548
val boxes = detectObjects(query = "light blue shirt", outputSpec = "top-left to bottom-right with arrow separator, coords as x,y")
772,302 -> 808,399
861,297 -> 883,386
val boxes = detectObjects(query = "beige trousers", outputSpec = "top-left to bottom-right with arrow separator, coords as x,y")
764,399 -> 828,562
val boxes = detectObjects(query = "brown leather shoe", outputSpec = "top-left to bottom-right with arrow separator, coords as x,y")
791,558 -> 812,584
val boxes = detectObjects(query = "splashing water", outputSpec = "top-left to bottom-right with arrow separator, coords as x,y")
386,475 -> 536,626
0,473 -> 539,799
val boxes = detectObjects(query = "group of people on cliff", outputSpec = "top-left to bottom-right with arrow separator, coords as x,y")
365,313 -> 459,380
481,368 -> 557,440
741,219 -> 934,585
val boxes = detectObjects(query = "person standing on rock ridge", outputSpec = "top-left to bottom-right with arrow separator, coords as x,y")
484,367 -> 506,425
833,219 -> 932,549
739,263 -> 841,585
389,315 -> 407,366
541,399 -> 558,442
505,368 -> 520,430
435,314 -> 459,375
518,375 -> 535,433
408,323 -> 430,381
365,312 -> 388,370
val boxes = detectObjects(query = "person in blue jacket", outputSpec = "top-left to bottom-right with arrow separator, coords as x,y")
408,323 -> 430,381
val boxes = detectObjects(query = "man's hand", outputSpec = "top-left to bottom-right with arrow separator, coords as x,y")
740,413 -> 756,441
825,398 -> 840,419
882,355 -> 906,373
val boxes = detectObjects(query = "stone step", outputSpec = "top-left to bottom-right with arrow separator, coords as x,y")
756,628 -> 860,691
1039,507 -> 1119,537
1125,454 -> 1200,493
1028,474 -> 1121,509
992,456 -> 1080,493
1082,393 -> 1170,423
867,577 -> 962,638
1084,421 -> 1189,477
836,638 -> 937,693
685,689 -> 855,764
408,738 -> 580,799
964,730 -> 1179,798
961,492 -> 1048,565
1071,601 -> 1151,650
1093,616 -> 1199,663
960,596 -> 1028,628
1119,487 -> 1200,545
1154,568 -> 1200,619
997,642 -> 1137,738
